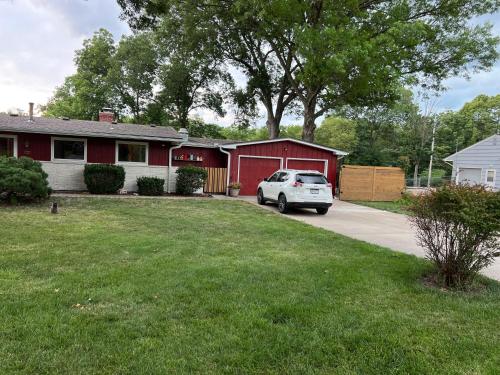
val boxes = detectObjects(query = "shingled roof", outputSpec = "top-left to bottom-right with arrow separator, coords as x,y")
0,114 -> 182,142
186,136 -> 238,147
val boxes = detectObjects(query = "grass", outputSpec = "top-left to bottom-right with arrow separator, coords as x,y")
1,197 -> 499,374
351,199 -> 413,215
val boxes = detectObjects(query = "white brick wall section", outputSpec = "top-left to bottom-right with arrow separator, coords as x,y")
41,162 -> 170,192
120,164 -> 168,192
41,162 -> 86,191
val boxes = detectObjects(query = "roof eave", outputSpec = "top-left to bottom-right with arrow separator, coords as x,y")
220,138 -> 348,155
0,127 -> 183,143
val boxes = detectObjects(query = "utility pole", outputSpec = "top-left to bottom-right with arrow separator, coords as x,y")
427,117 -> 437,188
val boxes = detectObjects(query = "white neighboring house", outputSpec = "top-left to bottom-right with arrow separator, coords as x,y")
444,134 -> 500,191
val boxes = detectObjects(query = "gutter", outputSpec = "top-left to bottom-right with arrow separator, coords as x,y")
217,145 -> 232,196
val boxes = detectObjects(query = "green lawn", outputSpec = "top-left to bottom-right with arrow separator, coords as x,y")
351,199 -> 412,215
1,197 -> 499,374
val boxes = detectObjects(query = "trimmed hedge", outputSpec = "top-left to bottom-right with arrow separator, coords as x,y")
137,176 -> 165,196
0,156 -> 51,203
84,164 -> 125,194
175,166 -> 208,195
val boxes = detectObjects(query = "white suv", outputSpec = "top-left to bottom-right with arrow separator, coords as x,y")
257,169 -> 333,215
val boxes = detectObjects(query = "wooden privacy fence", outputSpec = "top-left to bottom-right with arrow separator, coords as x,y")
204,168 -> 227,194
340,165 -> 405,201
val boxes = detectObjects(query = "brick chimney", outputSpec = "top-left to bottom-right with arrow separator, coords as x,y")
98,108 -> 114,122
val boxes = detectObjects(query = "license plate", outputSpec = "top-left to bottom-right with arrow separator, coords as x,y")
310,189 -> 319,194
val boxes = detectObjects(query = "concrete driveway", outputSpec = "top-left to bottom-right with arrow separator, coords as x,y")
237,196 -> 500,281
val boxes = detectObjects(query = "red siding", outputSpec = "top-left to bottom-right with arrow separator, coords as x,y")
149,141 -> 169,166
228,140 -> 338,194
172,146 -> 227,168
87,138 -> 115,164
17,133 -> 51,161
239,157 -> 281,195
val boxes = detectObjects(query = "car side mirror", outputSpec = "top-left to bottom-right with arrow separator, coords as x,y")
263,177 -> 268,182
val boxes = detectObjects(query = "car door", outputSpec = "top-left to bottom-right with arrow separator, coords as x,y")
275,172 -> 290,198
263,171 -> 280,199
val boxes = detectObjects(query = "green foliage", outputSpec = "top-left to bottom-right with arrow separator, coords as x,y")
83,164 -> 125,194
187,118 -> 226,139
175,166 -> 208,195
108,33 -> 158,123
316,117 -> 357,151
409,184 -> 500,288
0,157 -> 51,203
279,125 -> 302,140
136,176 -> 165,196
436,94 -> 500,160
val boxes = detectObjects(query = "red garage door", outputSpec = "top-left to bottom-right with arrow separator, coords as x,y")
239,157 -> 282,195
286,159 -> 327,176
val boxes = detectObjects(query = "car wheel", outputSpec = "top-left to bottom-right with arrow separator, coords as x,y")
257,189 -> 266,205
278,194 -> 288,214
316,207 -> 328,215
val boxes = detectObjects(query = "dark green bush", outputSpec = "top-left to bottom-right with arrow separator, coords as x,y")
175,166 -> 208,195
137,176 -> 165,196
84,164 -> 125,194
0,156 -> 51,203
409,184 -> 500,288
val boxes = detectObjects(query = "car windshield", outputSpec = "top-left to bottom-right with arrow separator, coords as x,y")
296,174 -> 327,184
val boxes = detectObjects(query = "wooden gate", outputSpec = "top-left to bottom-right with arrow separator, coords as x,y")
204,168 -> 227,193
340,165 -> 405,201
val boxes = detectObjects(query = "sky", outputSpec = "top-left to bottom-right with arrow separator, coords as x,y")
0,0 -> 499,127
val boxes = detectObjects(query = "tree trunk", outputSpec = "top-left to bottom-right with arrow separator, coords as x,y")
302,99 -> 317,142
413,162 -> 419,187
266,115 -> 280,139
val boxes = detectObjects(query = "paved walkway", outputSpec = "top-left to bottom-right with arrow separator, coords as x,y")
235,196 -> 500,281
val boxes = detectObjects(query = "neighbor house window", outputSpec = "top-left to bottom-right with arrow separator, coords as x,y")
486,169 -> 495,187
0,135 -> 16,157
117,142 -> 147,164
52,138 -> 86,161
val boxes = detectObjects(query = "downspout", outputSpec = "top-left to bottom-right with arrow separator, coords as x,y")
167,128 -> 189,193
218,145 -> 231,196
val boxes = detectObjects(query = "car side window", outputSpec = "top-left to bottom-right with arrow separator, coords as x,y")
277,172 -> 289,182
268,172 -> 280,182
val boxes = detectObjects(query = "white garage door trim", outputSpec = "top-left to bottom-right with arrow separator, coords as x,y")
285,157 -> 329,178
237,155 -> 283,182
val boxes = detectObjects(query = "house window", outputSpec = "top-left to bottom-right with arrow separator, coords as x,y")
0,135 -> 16,157
117,142 -> 147,164
485,169 -> 495,187
53,138 -> 86,161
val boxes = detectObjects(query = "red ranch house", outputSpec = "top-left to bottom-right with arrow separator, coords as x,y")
0,109 -> 347,195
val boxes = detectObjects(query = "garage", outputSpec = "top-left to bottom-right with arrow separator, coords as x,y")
222,138 -> 347,196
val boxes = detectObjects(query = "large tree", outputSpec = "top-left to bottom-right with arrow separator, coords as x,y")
119,0 -> 498,141
118,0 -> 297,138
108,32 -> 158,123
44,29 -> 116,120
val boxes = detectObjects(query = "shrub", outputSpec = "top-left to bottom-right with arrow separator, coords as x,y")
0,156 -> 51,203
175,166 -> 207,195
137,176 -> 165,196
84,164 -> 125,194
409,184 -> 500,288
228,181 -> 241,189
